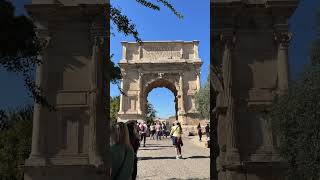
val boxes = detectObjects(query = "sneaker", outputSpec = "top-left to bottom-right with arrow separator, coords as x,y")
178,155 -> 183,159
176,156 -> 180,159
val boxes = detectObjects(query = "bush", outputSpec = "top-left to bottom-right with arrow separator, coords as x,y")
0,105 -> 33,180
270,65 -> 320,180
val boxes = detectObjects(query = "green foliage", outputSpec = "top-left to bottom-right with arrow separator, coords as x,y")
0,105 -> 33,180
110,96 -> 120,124
269,64 -> 320,180
110,0 -> 183,42
195,75 -> 210,119
146,103 -> 157,125
0,0 -> 54,110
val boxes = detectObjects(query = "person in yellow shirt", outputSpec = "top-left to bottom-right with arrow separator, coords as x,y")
170,121 -> 183,159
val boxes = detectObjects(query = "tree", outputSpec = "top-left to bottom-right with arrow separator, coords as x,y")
0,105 -> 33,180
145,102 -> 157,125
0,0 -> 53,109
269,7 -> 320,180
195,75 -> 210,119
110,96 -> 120,124
269,64 -> 320,180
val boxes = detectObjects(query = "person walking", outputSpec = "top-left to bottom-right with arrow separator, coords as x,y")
139,121 -> 147,147
155,122 -> 162,140
149,123 -> 155,140
170,121 -> 183,159
197,123 -> 202,141
205,123 -> 210,140
126,121 -> 140,180
110,122 -> 134,180
162,122 -> 167,138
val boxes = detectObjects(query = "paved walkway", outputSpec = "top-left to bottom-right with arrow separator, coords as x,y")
137,136 -> 210,180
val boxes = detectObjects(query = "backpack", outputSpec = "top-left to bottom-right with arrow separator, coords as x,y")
140,125 -> 145,132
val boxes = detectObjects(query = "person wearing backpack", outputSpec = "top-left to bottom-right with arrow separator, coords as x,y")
170,121 -> 183,159
110,122 -> 134,180
139,121 -> 147,147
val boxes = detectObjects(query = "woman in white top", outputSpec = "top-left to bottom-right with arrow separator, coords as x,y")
170,121 -> 183,159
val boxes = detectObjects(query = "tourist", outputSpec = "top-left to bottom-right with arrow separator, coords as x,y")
155,122 -> 162,140
149,123 -> 155,140
170,121 -> 183,159
110,122 -> 134,180
205,123 -> 210,140
197,123 -> 202,141
139,121 -> 147,147
162,122 -> 167,138
126,120 -> 140,180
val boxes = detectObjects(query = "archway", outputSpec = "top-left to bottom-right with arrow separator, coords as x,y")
142,78 -> 178,121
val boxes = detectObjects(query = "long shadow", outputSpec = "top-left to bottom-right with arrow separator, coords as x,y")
188,156 -> 210,159
144,145 -> 173,148
139,155 -> 210,161
139,148 -> 163,151
167,178 -> 209,180
139,156 -> 177,160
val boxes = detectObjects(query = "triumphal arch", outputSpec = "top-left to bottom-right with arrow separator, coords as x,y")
117,41 -> 202,124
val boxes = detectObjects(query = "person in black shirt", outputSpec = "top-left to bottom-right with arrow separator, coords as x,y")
205,123 -> 210,140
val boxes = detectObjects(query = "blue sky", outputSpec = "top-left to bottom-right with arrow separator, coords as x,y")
110,0 -> 210,118
0,1 -> 319,118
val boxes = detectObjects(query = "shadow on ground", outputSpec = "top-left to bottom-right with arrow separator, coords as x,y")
139,155 -> 210,160
167,178 -> 209,180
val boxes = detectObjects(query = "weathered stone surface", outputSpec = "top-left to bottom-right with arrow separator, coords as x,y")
24,1 -> 109,180
211,0 -> 298,179
118,41 -> 203,125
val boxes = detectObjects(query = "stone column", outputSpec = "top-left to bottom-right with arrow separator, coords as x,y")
196,72 -> 201,90
221,30 -> 240,164
119,77 -> 124,113
28,30 -> 50,163
137,72 -> 143,114
121,41 -> 128,60
193,40 -> 199,59
179,72 -> 186,114
274,27 -> 291,94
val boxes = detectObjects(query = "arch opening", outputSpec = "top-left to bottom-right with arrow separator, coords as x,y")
142,78 -> 178,121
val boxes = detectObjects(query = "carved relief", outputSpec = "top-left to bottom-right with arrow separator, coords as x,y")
142,46 -> 182,60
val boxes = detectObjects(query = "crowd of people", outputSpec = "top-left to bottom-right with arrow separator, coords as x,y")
110,120 -> 209,180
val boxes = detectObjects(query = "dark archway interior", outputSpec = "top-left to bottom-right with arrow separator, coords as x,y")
142,78 -> 178,121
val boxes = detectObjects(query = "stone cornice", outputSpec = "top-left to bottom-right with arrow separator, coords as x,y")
211,0 -> 298,29
26,4 -> 106,21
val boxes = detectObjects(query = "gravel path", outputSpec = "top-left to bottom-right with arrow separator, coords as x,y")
137,136 -> 210,180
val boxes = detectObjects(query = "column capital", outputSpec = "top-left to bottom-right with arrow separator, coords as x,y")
220,30 -> 236,50
36,29 -> 51,51
274,31 -> 292,48
121,71 -> 127,78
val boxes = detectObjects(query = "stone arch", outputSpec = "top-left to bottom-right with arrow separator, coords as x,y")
142,77 -> 179,120
117,41 -> 203,124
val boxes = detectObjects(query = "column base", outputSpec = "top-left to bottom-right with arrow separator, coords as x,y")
24,165 -> 107,180
225,148 -> 241,169
25,156 -> 47,166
